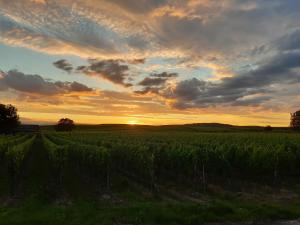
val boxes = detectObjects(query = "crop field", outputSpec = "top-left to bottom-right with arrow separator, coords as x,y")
0,128 -> 300,225
43,131 -> 300,188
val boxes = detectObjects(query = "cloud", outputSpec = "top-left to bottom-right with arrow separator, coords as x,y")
0,70 -> 92,95
136,72 -> 178,94
53,59 -> 73,73
0,1 -> 240,62
163,77 -> 269,109
138,72 -> 178,87
223,52 -> 300,89
1,0 -> 300,63
139,77 -> 167,86
109,0 -> 167,14
0,0 -> 154,59
52,57 -> 146,88
163,49 -> 300,109
55,81 -> 93,92
0,71 -> 7,91
157,17 -> 300,110
275,28 -> 300,52
129,58 -> 146,64
232,95 -> 272,107
76,59 -> 133,87
151,72 -> 178,78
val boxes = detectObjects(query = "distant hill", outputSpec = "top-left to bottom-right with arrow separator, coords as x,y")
41,123 -> 290,133
16,124 -> 40,132
186,123 -> 234,127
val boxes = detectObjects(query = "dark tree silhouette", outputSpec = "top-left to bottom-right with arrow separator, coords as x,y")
290,111 -> 300,130
264,125 -> 273,132
0,104 -> 20,134
55,118 -> 75,131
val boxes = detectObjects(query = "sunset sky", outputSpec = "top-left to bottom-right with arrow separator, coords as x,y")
0,0 -> 300,126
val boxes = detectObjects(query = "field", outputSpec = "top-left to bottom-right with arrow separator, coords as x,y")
0,125 -> 300,225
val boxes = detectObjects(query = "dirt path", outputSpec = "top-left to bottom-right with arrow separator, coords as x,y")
21,134 -> 54,198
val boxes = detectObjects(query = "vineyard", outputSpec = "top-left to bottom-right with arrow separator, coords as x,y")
0,130 -> 300,224
1,131 -> 300,194
43,131 -> 300,189
0,134 -> 35,195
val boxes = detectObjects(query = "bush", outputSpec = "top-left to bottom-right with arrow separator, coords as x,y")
55,118 -> 75,132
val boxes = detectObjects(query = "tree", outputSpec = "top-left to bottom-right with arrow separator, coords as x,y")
264,125 -> 273,132
0,104 -> 20,134
55,118 -> 75,132
290,111 -> 300,130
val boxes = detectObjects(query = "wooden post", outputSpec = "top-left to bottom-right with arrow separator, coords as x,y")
202,163 -> 206,193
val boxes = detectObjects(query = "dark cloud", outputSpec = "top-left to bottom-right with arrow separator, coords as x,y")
138,72 -> 177,86
276,28 -> 300,52
167,78 -> 209,101
150,72 -> 178,78
164,50 -> 300,109
223,51 -> 300,90
53,59 -> 73,73
165,77 -> 267,109
0,70 -> 92,95
77,59 -> 133,87
69,81 -> 93,92
139,77 -> 167,86
232,96 -> 272,107
54,80 -> 92,93
136,72 -> 178,94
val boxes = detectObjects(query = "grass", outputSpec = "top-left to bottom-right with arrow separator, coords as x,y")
0,194 -> 300,225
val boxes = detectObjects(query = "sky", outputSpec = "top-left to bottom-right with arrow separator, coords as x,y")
0,0 -> 300,126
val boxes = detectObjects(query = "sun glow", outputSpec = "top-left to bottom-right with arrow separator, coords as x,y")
127,120 -> 138,125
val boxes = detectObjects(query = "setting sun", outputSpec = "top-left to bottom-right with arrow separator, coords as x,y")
127,120 -> 138,125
